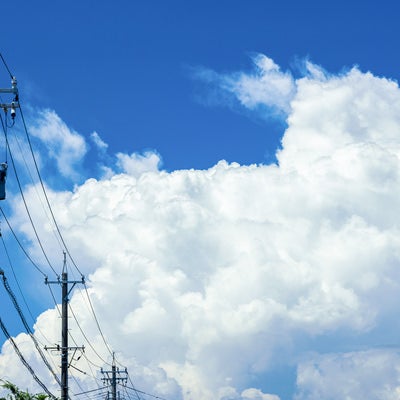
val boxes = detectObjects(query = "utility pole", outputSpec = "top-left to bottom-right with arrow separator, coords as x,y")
101,354 -> 128,400
45,253 -> 85,400
0,76 -> 19,200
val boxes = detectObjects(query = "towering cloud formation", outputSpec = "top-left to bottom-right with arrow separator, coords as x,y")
1,55 -> 400,400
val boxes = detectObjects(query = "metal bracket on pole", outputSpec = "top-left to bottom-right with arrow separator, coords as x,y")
0,77 -> 19,113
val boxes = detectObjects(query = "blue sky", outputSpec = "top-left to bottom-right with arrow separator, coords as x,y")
2,0 -> 398,172
1,2 -> 400,400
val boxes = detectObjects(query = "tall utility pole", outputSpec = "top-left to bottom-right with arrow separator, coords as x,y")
45,253 -> 85,400
101,354 -> 128,400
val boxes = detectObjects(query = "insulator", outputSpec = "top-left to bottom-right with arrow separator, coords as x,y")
11,76 -> 17,89
10,105 -> 16,119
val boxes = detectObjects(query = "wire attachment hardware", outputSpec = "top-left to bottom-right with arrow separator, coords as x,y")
0,76 -> 19,120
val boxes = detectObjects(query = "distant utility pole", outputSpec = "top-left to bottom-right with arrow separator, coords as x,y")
101,354 -> 128,400
45,253 -> 85,400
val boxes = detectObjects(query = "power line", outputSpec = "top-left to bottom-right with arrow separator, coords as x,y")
75,385 -> 112,396
0,111 -> 58,276
0,52 -> 13,78
69,302 -> 110,367
0,79 -> 60,278
8,123 -> 65,253
83,283 -> 114,361
0,317 -> 56,399
8,81 -> 117,373
0,269 -> 61,388
18,103 -> 84,277
0,231 -> 60,367
124,384 -> 170,400
0,206 -> 47,276
0,225 -> 48,325
120,383 -> 139,400
47,283 -> 62,318
0,56 -> 126,398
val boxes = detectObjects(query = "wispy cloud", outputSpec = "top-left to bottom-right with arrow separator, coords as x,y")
192,54 -> 296,118
30,109 -> 87,181
90,131 -> 108,152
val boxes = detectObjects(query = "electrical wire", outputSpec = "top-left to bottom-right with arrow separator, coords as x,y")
0,112 -> 58,276
47,283 -> 62,318
18,103 -> 84,277
13,103 -> 116,374
0,109 -> 8,162
0,79 -> 61,279
0,52 -> 13,78
0,54 -> 126,396
0,270 -> 61,388
0,206 -> 47,276
127,376 -> 141,400
69,302 -> 110,367
67,326 -> 103,379
0,227 -> 48,328
0,317 -> 56,398
12,86 -> 117,373
8,123 -> 65,253
124,385 -> 169,400
75,385 -> 112,396
46,272 -> 106,384
120,382 -> 138,400
72,283 -> 113,368
0,222 -> 60,380
83,283 -> 114,360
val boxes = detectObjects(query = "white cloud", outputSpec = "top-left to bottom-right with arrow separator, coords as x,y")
242,388 -> 280,400
295,350 -> 400,400
193,53 -> 295,116
2,56 -> 400,399
30,109 -> 87,180
116,150 -> 162,177
229,54 -> 295,114
90,131 -> 108,151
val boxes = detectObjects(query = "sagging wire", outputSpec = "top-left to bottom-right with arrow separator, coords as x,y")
0,110 -> 58,277
15,104 -> 117,372
4,59 -> 117,373
0,53 -> 128,394
69,302 -> 110,367
0,206 -> 47,276
18,103 -> 84,277
0,317 -> 57,399
124,384 -> 170,400
75,385 -> 112,397
8,119 -> 65,253
5,140 -> 58,276
83,283 -> 114,362
120,382 -> 137,400
0,229 -> 49,343
0,52 -> 14,79
0,268 -> 61,388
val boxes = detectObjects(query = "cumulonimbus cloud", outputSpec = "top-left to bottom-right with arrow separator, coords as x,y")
1,55 -> 400,400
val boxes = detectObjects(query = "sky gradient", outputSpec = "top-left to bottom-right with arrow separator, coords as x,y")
1,2 -> 400,400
